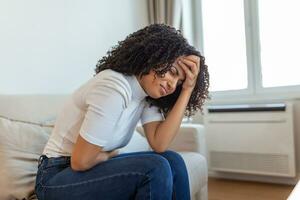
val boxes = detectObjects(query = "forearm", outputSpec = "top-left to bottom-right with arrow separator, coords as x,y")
153,89 -> 192,152
72,149 -> 119,171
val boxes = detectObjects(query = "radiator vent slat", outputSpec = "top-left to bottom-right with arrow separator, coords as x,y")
208,103 -> 286,113
209,120 -> 286,123
210,151 -> 289,175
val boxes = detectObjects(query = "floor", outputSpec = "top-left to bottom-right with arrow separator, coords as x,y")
208,177 -> 295,200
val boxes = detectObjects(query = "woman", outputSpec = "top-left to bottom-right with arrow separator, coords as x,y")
35,24 -> 209,200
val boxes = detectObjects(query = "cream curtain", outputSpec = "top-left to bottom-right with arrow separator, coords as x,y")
147,0 -> 194,45
148,0 -> 182,29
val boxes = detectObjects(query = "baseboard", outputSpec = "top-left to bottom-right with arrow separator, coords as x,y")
208,170 -> 299,185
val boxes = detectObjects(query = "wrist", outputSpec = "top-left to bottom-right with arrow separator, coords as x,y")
108,149 -> 119,158
179,88 -> 193,103
181,87 -> 194,94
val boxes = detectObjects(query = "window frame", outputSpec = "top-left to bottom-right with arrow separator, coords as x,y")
195,0 -> 300,103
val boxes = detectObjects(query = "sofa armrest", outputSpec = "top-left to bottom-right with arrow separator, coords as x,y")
135,124 -> 207,157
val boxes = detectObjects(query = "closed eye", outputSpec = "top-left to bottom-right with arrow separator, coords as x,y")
170,66 -> 177,75
169,66 -> 184,86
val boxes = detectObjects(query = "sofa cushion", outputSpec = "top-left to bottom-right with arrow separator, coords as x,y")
179,152 -> 208,196
0,115 -> 207,199
0,117 -> 52,200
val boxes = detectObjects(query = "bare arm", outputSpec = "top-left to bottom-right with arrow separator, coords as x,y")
71,135 -> 118,171
70,75 -> 128,171
143,55 -> 200,152
143,89 -> 192,152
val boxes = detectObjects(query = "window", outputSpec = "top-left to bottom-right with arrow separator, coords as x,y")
258,0 -> 300,88
202,0 -> 247,92
199,0 -> 300,98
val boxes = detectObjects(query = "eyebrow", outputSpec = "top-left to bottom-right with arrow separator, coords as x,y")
174,66 -> 185,81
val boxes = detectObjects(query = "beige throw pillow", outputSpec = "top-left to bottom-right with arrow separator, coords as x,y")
0,117 -> 52,200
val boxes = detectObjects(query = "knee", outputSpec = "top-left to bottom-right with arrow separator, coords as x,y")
160,150 -> 185,165
147,154 -> 172,171
145,155 -> 172,179
138,155 -> 173,197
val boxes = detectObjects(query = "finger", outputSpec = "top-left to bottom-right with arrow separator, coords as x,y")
177,55 -> 197,64
184,55 -> 200,65
183,56 -> 201,74
180,58 -> 198,74
110,150 -> 119,157
178,60 -> 193,78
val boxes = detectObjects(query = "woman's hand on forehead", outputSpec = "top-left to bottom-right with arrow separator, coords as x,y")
176,55 -> 201,91
179,55 -> 200,72
179,55 -> 200,67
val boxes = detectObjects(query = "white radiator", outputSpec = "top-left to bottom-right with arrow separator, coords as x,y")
203,102 -> 296,177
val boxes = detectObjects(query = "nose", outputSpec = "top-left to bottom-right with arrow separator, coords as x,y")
166,79 -> 177,92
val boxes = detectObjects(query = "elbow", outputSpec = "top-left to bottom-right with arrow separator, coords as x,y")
152,144 -> 168,154
154,149 -> 167,154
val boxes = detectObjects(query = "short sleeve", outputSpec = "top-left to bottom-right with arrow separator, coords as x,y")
140,101 -> 165,125
79,75 -> 131,148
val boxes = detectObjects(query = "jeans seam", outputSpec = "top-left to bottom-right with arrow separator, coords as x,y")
42,172 -> 150,189
149,177 -> 151,200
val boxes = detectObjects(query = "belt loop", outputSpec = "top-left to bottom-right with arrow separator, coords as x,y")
38,155 -> 47,168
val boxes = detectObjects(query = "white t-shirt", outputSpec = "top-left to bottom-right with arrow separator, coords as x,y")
43,69 -> 165,157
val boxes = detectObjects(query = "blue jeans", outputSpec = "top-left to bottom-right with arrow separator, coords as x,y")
35,150 -> 191,200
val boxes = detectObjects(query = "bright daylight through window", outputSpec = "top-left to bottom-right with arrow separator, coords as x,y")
201,0 -> 300,95
259,0 -> 300,88
202,0 -> 247,92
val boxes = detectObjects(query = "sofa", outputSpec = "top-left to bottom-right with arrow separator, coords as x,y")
0,95 -> 208,200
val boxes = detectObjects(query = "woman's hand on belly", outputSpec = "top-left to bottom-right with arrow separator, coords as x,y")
71,135 -> 111,171
107,149 -> 119,158
95,149 -> 119,162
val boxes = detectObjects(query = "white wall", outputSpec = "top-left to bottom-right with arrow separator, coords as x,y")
0,0 -> 148,94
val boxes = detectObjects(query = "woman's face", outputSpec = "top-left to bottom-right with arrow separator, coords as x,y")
137,58 -> 186,99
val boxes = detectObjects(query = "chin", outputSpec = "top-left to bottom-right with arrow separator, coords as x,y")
147,91 -> 163,99
146,86 -> 165,99
149,94 -> 161,99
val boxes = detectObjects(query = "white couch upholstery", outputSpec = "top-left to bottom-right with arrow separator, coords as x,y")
0,95 -> 208,200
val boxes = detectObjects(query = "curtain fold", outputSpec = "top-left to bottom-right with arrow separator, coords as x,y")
148,0 -> 182,29
147,0 -> 194,45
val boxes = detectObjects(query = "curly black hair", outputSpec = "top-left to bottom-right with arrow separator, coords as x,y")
95,23 -> 209,118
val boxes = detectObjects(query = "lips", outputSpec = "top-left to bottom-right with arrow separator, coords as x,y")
160,85 -> 167,95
